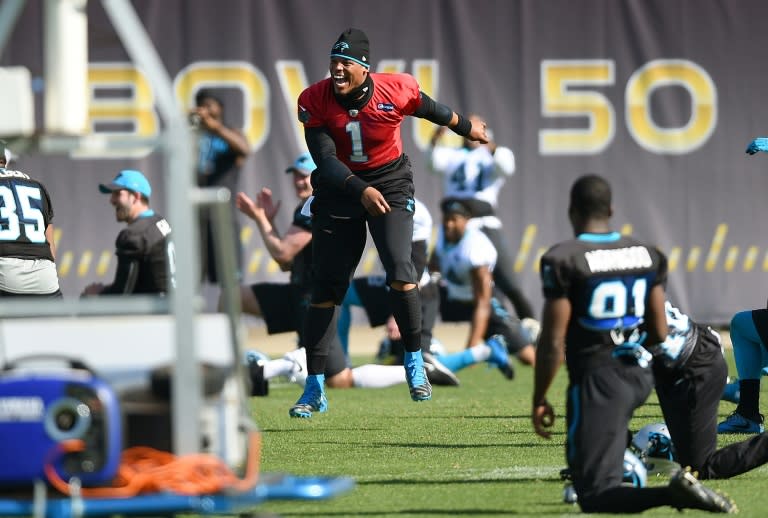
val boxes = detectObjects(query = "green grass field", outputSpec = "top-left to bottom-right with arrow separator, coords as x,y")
250,350 -> 768,517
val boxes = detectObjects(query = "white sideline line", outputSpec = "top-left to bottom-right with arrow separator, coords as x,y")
355,465 -> 564,482
454,466 -> 563,480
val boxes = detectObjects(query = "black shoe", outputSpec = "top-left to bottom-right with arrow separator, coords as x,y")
423,351 -> 460,386
247,362 -> 269,397
497,362 -> 515,380
669,468 -> 736,513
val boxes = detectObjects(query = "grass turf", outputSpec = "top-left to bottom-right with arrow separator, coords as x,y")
249,350 -> 768,517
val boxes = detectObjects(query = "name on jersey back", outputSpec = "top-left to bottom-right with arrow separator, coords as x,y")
584,246 -> 652,273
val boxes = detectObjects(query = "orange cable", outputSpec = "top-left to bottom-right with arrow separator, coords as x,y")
43,431 -> 261,498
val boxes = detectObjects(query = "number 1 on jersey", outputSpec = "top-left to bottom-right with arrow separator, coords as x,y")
346,121 -> 368,163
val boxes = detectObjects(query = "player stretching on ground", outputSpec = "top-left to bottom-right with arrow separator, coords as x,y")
532,174 -> 734,513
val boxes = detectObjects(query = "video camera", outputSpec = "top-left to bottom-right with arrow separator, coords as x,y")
0,357 -> 122,487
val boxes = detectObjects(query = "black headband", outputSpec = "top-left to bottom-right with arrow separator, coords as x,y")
441,199 -> 472,218
330,28 -> 370,69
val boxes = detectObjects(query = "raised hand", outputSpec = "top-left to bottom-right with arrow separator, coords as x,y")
256,188 -> 282,221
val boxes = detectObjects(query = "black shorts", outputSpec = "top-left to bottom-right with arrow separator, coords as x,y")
654,325 -> 727,478
352,276 -> 391,327
438,286 -> 530,354
250,283 -> 310,336
310,191 -> 417,305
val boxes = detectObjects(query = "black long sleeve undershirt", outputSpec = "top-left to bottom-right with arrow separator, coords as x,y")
304,127 -> 369,199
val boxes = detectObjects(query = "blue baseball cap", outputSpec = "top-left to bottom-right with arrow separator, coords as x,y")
99,169 -> 152,198
285,152 -> 317,176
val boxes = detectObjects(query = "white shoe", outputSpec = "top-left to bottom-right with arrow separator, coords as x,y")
283,347 -> 308,387
245,349 -> 270,366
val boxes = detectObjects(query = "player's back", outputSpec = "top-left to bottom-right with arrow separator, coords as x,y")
0,169 -> 55,261
540,232 -> 667,372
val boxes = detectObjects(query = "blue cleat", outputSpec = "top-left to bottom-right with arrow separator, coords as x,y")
721,379 -> 740,404
404,351 -> 432,401
289,374 -> 328,418
717,412 -> 764,434
486,335 -> 515,380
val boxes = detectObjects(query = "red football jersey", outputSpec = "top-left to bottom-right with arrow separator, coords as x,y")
298,73 -> 422,172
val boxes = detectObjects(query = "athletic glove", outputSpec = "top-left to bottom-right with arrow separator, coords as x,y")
745,137 -> 768,155
612,343 -> 653,368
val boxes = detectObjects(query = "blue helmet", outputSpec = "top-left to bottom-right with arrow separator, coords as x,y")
631,422 -> 676,462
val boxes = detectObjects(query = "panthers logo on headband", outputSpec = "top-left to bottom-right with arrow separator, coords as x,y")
333,41 -> 350,52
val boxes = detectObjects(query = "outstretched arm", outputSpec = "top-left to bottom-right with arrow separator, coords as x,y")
235,190 -> 310,268
413,92 -> 489,144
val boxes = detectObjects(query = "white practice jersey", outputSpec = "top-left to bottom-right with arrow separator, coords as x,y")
434,227 -> 497,302
412,198 -> 432,244
429,145 -> 514,208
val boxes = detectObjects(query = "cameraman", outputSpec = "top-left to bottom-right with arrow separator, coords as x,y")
191,89 -> 250,286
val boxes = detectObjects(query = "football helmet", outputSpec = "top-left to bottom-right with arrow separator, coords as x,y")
631,422 -> 676,462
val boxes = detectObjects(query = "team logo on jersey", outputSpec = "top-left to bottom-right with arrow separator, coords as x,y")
377,102 -> 395,112
155,218 -> 172,237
